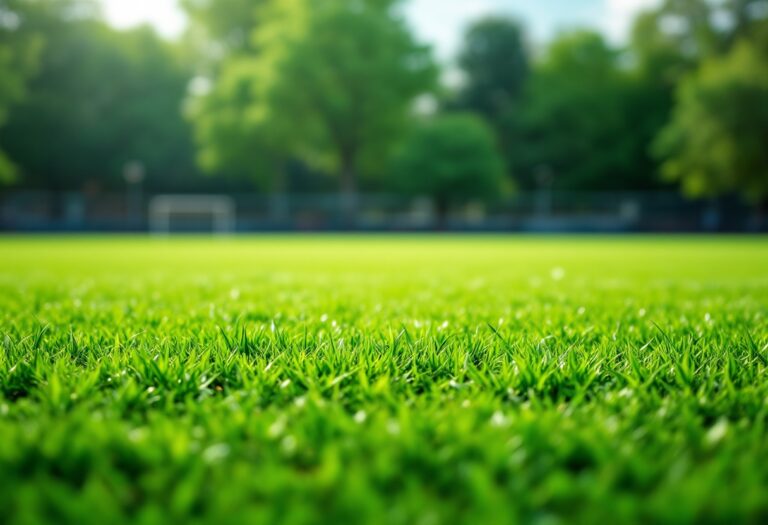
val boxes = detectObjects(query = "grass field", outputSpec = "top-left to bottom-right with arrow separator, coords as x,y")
1,236 -> 767,524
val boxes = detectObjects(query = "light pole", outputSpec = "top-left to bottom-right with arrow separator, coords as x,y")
123,161 -> 146,230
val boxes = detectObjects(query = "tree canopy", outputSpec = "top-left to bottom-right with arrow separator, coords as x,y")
655,31 -> 768,201
181,0 -> 263,54
392,114 -> 506,214
456,17 -> 528,122
0,0 -> 47,183
188,0 -> 438,203
504,31 -> 656,191
1,0 -> 767,209
0,8 -> 200,191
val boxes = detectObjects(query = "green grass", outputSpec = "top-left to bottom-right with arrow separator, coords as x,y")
1,236 -> 767,524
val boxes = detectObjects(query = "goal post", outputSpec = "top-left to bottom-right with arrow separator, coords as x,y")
148,195 -> 236,235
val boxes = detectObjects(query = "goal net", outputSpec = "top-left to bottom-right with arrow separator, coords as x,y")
148,195 -> 236,235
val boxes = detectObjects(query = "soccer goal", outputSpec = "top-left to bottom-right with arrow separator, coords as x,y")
148,195 -> 236,235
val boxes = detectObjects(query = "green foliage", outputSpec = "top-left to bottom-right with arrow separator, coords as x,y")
630,0 -> 768,76
456,17 -> 528,122
187,56 -> 284,190
655,36 -> 768,201
392,114 -> 507,211
626,1 -> 768,201
0,9 -> 199,191
0,236 -> 767,523
508,31 -> 658,190
0,0 -> 46,183
189,0 -> 438,196
2,0 -> 768,203
181,0 -> 264,53
630,9 -> 700,88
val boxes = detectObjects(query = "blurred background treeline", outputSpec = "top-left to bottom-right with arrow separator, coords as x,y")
0,0 -> 766,231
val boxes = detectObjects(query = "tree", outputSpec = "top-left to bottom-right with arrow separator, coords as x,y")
630,0 -> 768,202
631,0 -> 768,72
628,0 -> 768,114
654,35 -> 768,202
392,114 -> 506,220
0,11 -> 200,192
276,0 -> 436,205
186,56 -> 287,192
455,17 -> 529,123
509,31 -> 658,191
0,0 -> 46,183
189,0 -> 437,214
452,17 -> 528,190
181,0 -> 264,54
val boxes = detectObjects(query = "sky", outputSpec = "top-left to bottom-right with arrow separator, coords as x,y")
101,0 -> 661,60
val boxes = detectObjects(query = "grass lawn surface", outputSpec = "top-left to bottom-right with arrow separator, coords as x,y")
1,236 -> 767,524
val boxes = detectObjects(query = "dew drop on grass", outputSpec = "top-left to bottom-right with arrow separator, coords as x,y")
268,417 -> 286,438
281,435 -> 297,454
510,449 -> 527,466
203,443 -> 230,463
618,388 -> 634,399
706,419 -> 728,446
128,428 -> 147,443
491,411 -> 508,427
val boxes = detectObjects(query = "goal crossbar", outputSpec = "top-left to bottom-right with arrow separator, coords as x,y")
148,195 -> 236,235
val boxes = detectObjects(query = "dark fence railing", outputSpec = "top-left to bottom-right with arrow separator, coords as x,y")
0,190 -> 764,233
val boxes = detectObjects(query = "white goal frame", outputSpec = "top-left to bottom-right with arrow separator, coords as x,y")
148,195 -> 236,235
